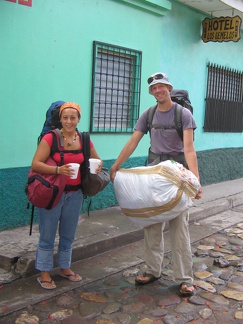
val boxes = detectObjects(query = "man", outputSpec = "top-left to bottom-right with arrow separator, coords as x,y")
110,72 -> 202,296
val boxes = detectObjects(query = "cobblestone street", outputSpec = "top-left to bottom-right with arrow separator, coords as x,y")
2,221 -> 243,323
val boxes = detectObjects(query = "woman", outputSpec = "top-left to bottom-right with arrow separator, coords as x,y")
31,101 -> 102,290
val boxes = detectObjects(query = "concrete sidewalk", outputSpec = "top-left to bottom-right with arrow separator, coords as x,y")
1,178 -> 243,282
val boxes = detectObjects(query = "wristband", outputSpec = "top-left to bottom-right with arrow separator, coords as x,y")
55,166 -> 58,174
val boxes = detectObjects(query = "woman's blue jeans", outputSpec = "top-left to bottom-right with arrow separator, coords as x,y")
36,189 -> 83,272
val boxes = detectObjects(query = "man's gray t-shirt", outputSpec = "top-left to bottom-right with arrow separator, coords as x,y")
135,103 -> 196,155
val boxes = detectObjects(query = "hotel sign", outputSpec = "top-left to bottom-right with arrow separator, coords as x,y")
202,16 -> 242,43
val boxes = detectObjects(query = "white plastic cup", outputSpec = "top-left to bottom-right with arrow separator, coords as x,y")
89,158 -> 101,174
68,163 -> 80,179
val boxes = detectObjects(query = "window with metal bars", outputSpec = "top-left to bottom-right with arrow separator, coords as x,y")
90,41 -> 142,133
204,63 -> 243,132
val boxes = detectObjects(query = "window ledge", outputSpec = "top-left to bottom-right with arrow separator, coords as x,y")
113,0 -> 172,16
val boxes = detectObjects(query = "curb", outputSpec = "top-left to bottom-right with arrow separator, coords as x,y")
1,191 -> 243,280
2,192 -> 242,279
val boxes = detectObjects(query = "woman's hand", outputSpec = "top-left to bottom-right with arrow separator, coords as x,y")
58,164 -> 76,177
94,160 -> 103,174
90,146 -> 103,174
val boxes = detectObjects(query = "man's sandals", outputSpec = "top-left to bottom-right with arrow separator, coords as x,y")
179,282 -> 196,297
135,274 -> 195,297
135,272 -> 161,285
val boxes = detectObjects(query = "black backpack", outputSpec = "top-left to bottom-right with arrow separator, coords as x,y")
171,89 -> 193,115
147,89 -> 193,141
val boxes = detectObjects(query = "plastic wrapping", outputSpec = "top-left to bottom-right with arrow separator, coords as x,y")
114,160 -> 200,227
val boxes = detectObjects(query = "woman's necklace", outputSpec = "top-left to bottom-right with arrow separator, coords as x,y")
61,130 -> 77,146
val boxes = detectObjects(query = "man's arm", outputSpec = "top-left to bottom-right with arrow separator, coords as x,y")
183,128 -> 202,199
110,130 -> 144,182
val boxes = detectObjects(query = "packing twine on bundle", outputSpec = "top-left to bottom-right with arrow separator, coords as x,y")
118,165 -> 198,218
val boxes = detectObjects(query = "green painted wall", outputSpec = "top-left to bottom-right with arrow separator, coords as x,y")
1,0 -> 243,166
1,147 -> 243,231
1,0 -> 243,230
1,0 -> 169,169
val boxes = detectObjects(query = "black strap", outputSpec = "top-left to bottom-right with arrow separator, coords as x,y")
50,129 -> 83,159
81,132 -> 91,179
64,184 -> 81,191
151,124 -> 177,130
147,104 -> 183,141
82,132 -> 91,166
29,203 -> 35,236
147,105 -> 157,137
147,149 -> 187,168
175,104 -> 183,141
81,132 -> 92,217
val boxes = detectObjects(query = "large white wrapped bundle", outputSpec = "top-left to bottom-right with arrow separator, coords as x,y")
114,160 -> 200,228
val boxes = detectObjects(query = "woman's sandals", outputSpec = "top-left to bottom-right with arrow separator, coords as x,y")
37,277 -> 56,290
60,272 -> 82,282
59,270 -> 82,282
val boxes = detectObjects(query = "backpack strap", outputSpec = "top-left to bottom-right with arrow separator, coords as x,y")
49,129 -> 83,165
174,103 -> 183,141
147,104 -> 183,141
80,132 -> 93,215
49,129 -> 65,165
81,132 -> 90,170
147,105 -> 157,136
28,203 -> 35,236
50,129 -> 60,154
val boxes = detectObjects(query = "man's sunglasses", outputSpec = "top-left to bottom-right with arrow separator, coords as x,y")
147,73 -> 165,85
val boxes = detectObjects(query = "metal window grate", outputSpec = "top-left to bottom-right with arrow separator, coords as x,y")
204,63 -> 243,132
90,41 -> 142,133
